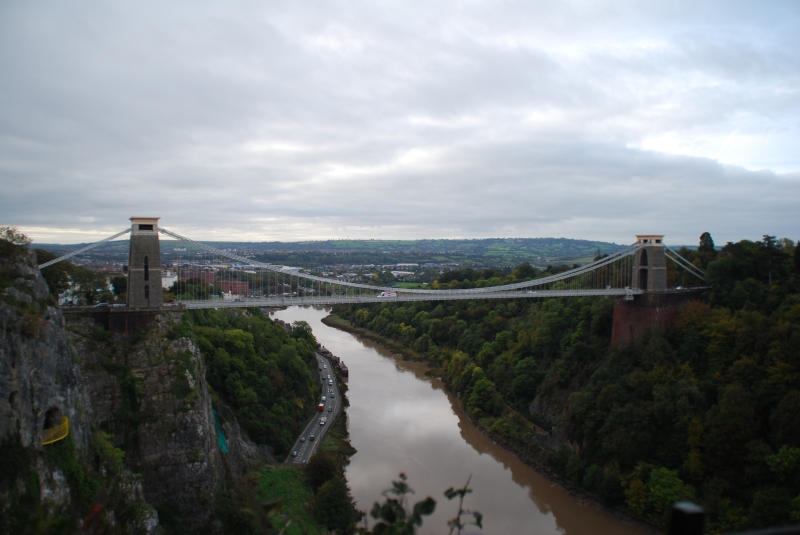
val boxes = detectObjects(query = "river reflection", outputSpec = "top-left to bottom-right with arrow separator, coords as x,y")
271,306 -> 646,535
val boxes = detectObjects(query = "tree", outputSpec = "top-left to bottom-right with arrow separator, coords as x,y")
647,468 -> 693,521
0,226 -> 31,245
304,452 -> 338,492
698,232 -> 715,253
70,266 -> 108,305
511,357 -> 544,409
513,262 -> 537,279
758,235 -> 788,285
704,384 -> 756,482
110,275 -> 127,297
771,391 -> 800,448
35,249 -> 72,297
315,477 -> 355,532
795,241 -> 800,274
290,320 -> 317,346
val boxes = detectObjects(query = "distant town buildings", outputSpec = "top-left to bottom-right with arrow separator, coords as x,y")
180,271 -> 215,284
219,281 -> 250,295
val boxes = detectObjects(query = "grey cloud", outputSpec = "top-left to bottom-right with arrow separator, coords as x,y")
0,0 -> 798,246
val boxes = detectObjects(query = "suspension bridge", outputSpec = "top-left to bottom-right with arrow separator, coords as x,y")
39,217 -> 707,310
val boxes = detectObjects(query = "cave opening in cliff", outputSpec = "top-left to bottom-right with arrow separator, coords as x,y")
44,407 -> 62,429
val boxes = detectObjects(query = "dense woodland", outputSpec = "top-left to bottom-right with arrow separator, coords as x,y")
172,310 -> 320,457
334,234 -> 800,531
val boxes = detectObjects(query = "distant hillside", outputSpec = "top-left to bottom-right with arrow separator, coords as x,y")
241,237 -> 625,257
36,237 -> 626,267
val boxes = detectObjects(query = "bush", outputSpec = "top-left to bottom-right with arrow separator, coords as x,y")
315,477 -> 354,532
304,452 -> 338,492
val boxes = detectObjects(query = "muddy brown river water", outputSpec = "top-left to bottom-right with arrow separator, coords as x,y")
271,306 -> 647,535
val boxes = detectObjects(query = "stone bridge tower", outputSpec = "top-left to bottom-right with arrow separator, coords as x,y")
127,217 -> 163,308
632,235 -> 667,292
612,234 -> 695,346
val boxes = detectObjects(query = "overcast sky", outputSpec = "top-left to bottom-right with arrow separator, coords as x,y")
1,0 -> 798,246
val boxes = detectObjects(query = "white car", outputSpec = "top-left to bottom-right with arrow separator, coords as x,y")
322,396 -> 326,401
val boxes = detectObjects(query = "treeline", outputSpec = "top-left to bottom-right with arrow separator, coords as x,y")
433,261 -> 570,289
333,234 -> 800,530
35,248 -> 125,305
173,309 -> 320,456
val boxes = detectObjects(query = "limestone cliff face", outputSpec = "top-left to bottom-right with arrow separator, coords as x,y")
66,313 -> 233,529
1,247 -> 264,532
0,248 -> 159,531
0,247 -> 92,451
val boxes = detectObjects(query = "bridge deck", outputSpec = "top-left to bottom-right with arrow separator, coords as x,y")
179,288 -> 642,309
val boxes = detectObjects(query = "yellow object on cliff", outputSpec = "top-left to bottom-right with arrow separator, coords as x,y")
42,416 -> 69,445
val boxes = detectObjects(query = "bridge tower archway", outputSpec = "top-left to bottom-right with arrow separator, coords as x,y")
127,217 -> 163,308
633,235 -> 666,292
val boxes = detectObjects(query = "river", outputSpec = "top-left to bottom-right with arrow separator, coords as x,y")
271,306 -> 647,535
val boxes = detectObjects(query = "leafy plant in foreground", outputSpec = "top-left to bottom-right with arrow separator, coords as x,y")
368,473 -> 481,535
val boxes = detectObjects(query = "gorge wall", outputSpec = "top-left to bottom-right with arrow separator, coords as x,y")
0,246 -> 264,533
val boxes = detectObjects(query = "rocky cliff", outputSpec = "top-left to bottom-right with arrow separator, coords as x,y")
1,244 -> 266,533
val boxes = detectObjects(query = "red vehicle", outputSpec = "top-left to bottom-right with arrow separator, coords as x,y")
318,403 -> 325,412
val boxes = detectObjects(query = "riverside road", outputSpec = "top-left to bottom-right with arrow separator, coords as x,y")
284,352 -> 342,464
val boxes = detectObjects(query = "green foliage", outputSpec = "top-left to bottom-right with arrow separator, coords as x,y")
367,474 -> 481,535
110,275 -> 127,296
304,452 -> 339,492
258,466 -> 325,535
70,266 -> 109,305
766,446 -> 800,481
186,308 -> 318,455
315,477 -> 355,532
0,226 -> 32,245
93,431 -> 125,474
336,232 -> 800,530
44,434 -> 98,507
0,432 -> 31,487
646,468 -> 694,522
433,261 -> 579,290
444,476 -> 483,535
36,249 -> 73,297
699,232 -> 716,254
369,473 -> 436,535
